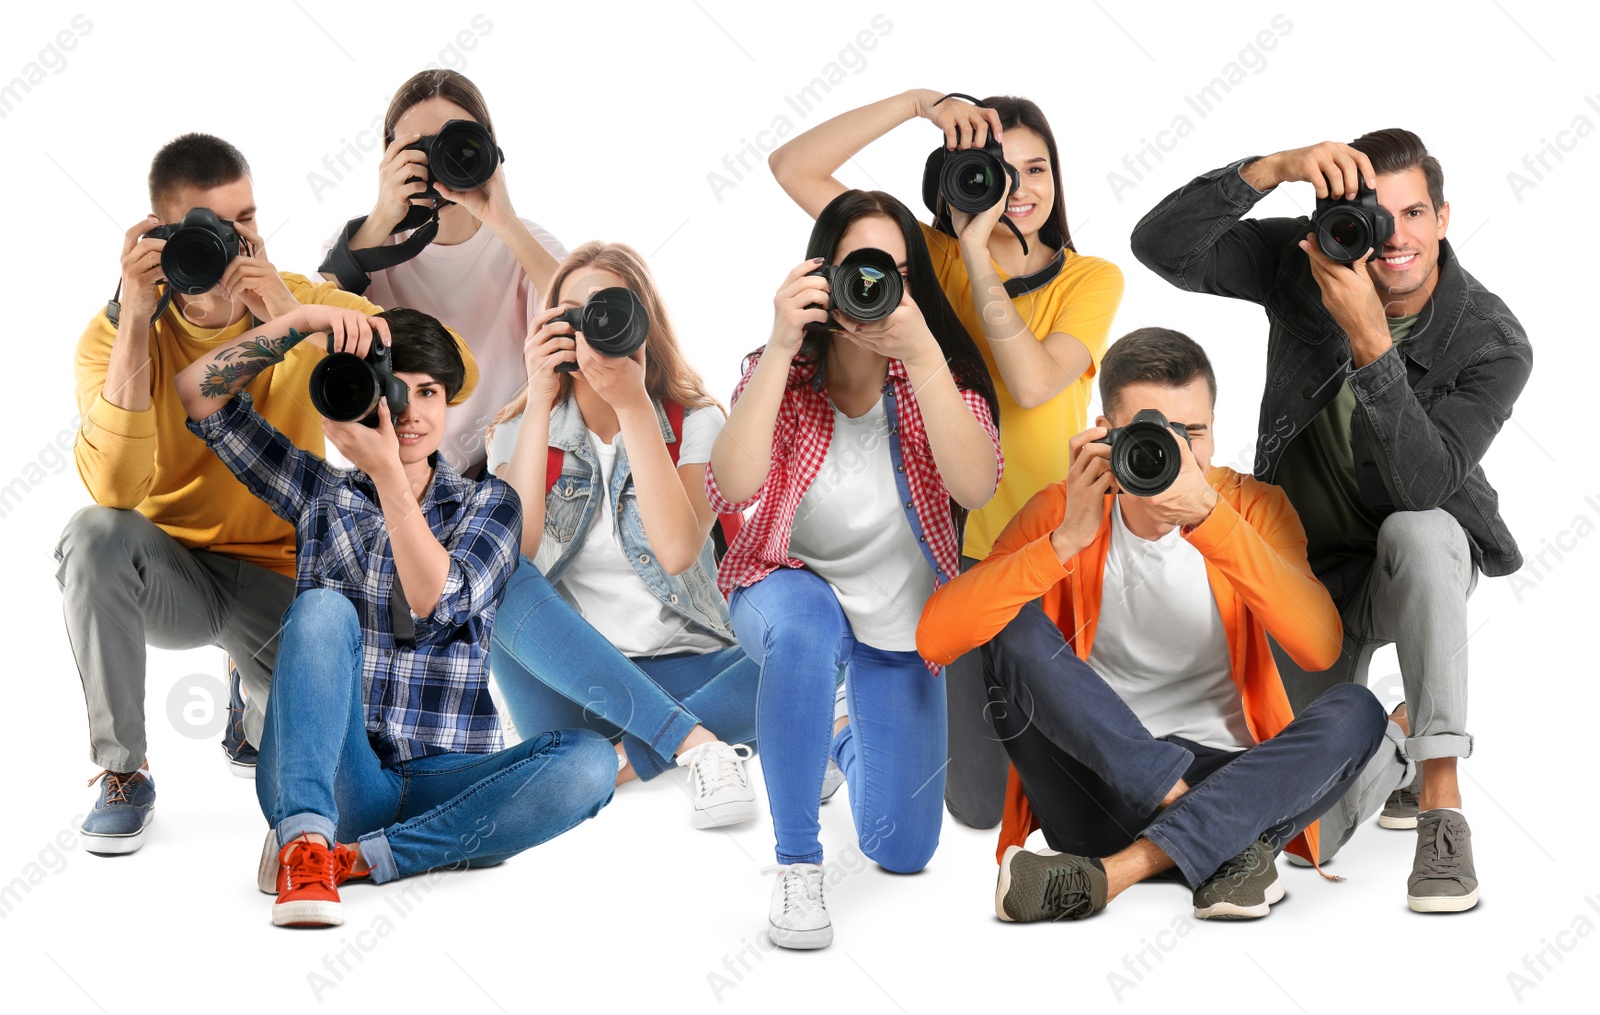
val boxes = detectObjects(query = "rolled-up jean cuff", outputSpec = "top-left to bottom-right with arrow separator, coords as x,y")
623,736 -> 670,782
277,813 -> 338,854
1406,732 -> 1473,761
1137,824 -> 1203,890
356,829 -> 399,884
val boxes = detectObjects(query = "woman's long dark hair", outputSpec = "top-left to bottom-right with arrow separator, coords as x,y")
982,95 -> 1074,254
800,189 -> 999,428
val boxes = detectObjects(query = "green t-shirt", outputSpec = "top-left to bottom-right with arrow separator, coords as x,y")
1273,313 -> 1420,576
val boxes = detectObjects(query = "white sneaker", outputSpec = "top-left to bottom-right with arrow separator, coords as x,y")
679,741 -> 758,829
820,758 -> 845,804
763,862 -> 832,949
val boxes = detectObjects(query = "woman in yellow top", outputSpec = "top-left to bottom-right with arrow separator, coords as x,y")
769,88 -> 1124,830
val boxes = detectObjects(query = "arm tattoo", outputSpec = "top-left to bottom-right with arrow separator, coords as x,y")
198,327 -> 307,398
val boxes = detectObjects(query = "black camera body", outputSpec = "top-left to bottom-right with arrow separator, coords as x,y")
309,334 -> 409,428
402,119 -> 504,193
1096,409 -> 1192,498
922,134 -> 1020,218
1313,182 -> 1395,264
805,247 -> 904,332
144,207 -> 242,294
552,287 -> 651,373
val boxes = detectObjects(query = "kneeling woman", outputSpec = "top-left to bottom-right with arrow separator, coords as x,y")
707,190 -> 1002,949
176,304 -> 617,928
487,242 -> 762,829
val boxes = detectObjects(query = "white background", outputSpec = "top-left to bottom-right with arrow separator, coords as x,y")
1,1 -> 1595,1011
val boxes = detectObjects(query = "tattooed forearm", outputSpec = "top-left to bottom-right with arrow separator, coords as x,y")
199,328 -> 308,397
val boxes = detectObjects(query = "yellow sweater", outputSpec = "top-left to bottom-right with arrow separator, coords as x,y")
921,223 -> 1124,560
72,274 -> 479,577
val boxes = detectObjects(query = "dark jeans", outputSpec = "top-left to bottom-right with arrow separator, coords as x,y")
942,555 -> 1012,829
985,600 -> 1388,888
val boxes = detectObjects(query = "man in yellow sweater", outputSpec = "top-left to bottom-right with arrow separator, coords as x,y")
56,133 -> 478,855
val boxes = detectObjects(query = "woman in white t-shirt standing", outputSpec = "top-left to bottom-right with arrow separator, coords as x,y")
320,69 -> 566,476
486,242 -> 762,830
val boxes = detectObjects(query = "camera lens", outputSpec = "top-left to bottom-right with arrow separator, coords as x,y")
430,120 -> 499,191
1110,420 -> 1183,497
940,149 -> 1007,214
831,248 -> 904,322
1328,214 -> 1364,251
309,354 -> 379,423
162,230 -> 229,294
579,288 -> 650,358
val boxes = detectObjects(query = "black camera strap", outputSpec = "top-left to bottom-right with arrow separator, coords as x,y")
927,93 -> 1030,257
318,201 -> 441,296
105,278 -> 173,329
389,572 -> 417,647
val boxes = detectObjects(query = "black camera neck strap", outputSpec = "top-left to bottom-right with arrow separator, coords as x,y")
105,279 -> 173,329
389,572 -> 416,647
1003,226 -> 1067,298
318,202 -> 441,296
929,93 -> 1029,256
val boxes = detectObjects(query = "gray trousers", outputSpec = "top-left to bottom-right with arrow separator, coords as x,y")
943,555 -> 1012,830
55,506 -> 295,772
1272,508 -> 1478,861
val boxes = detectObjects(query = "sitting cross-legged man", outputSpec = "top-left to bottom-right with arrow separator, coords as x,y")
918,327 -> 1399,922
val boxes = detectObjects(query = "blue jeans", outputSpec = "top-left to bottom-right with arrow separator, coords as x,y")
490,561 -> 759,781
730,567 -> 946,872
256,589 -> 616,883
985,600 -> 1388,887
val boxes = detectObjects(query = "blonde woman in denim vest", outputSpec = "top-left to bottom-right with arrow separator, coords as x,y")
487,242 -> 761,830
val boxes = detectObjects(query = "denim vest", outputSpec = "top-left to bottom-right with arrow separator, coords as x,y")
532,396 -> 735,644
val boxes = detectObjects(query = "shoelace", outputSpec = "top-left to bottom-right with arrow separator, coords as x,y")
88,769 -> 145,805
1207,839 -> 1267,888
284,839 -> 337,892
760,864 -> 827,914
1418,816 -> 1463,879
691,743 -> 752,797
1040,864 -> 1097,920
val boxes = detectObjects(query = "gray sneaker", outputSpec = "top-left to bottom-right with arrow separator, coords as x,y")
1408,810 -> 1478,912
1379,774 -> 1421,829
995,846 -> 1108,922
1193,838 -> 1285,920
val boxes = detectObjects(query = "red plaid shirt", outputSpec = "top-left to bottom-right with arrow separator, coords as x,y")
706,350 -> 1003,669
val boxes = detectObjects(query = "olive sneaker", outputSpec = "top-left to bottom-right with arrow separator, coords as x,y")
1379,773 -> 1421,829
995,846 -> 1108,922
1193,837 -> 1285,920
1407,809 -> 1478,913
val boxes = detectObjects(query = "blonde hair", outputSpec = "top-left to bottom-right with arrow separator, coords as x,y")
490,242 -> 722,443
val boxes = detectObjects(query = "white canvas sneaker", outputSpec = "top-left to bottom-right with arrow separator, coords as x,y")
763,862 -> 832,949
679,741 -> 758,829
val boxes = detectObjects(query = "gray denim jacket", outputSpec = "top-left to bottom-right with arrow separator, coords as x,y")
533,396 -> 735,645
1131,158 -> 1532,594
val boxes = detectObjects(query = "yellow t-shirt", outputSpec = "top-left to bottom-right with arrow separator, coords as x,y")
72,273 -> 479,577
920,223 -> 1124,559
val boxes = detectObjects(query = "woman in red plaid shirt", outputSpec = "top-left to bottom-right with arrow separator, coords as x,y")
707,190 -> 1002,950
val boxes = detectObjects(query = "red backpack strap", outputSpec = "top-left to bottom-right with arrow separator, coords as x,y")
545,447 -> 563,495
665,399 -> 746,557
664,399 -> 686,466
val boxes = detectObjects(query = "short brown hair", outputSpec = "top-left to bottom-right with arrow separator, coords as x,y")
1099,328 -> 1217,419
1351,128 -> 1444,212
148,133 -> 250,216
384,69 -> 495,145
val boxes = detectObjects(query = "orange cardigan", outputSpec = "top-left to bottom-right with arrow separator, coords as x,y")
916,467 -> 1343,868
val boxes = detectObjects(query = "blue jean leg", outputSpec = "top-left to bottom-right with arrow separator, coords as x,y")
833,643 -> 947,873
630,646 -> 760,777
730,568 -> 852,866
255,589 -> 402,846
355,727 -> 617,883
491,559 -> 701,776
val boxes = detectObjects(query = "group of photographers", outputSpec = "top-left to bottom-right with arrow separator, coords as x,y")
57,71 -> 1528,942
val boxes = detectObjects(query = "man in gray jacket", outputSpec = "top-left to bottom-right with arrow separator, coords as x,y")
1131,129 -> 1531,913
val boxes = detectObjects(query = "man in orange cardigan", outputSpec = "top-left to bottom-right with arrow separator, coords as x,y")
918,328 -> 1404,922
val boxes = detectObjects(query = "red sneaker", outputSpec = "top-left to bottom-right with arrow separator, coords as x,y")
258,829 -> 371,895
272,837 -> 343,927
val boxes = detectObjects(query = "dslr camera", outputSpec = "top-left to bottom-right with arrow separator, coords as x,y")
552,287 -> 651,373
805,247 -> 904,332
309,333 -> 409,428
1096,409 -> 1192,497
1312,182 -> 1394,264
403,119 -> 504,193
923,133 -> 1020,218
144,208 -> 243,294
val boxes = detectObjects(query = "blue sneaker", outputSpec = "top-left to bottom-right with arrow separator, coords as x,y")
222,659 -> 258,778
81,769 -> 156,854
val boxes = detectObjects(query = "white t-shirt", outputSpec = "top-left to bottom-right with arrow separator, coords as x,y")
488,406 -> 727,657
319,217 -> 566,476
1086,499 -> 1252,751
787,396 -> 936,652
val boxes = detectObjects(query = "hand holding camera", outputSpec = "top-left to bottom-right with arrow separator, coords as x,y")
118,216 -> 168,326
1100,410 -> 1214,531
769,258 -> 834,357
1243,141 -> 1377,201
1052,426 -> 1115,561
369,132 -> 437,236
549,288 -> 650,375
305,307 -> 404,428
523,305 -> 578,410
912,89 -> 1002,151
217,219 -> 296,321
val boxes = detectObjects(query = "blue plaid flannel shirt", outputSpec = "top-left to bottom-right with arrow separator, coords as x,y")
188,392 -> 522,763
